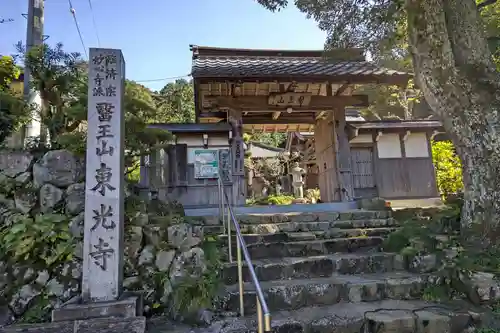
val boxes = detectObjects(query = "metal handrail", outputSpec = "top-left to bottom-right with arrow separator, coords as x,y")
217,174 -> 271,333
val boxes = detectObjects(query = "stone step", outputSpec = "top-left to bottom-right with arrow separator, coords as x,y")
221,237 -> 384,261
219,228 -> 397,245
181,300 -> 480,333
217,272 -> 429,314
222,252 -> 405,285
238,218 -> 398,234
235,211 -> 392,225
197,218 -> 397,237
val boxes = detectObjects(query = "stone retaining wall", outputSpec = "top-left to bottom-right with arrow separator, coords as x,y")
0,149 -> 218,326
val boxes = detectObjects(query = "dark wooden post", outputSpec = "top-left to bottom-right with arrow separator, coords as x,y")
335,107 -> 355,201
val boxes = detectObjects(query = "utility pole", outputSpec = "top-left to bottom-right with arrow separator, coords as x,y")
23,0 -> 44,143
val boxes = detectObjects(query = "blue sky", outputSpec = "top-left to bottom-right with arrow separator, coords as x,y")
0,0 -> 327,91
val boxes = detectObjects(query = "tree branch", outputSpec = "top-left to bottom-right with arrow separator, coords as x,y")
477,0 -> 498,10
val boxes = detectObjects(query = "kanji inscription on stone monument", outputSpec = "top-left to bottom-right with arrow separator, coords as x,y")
83,48 -> 125,302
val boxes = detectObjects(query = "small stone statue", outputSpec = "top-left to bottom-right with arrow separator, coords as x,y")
275,183 -> 282,195
290,162 -> 306,199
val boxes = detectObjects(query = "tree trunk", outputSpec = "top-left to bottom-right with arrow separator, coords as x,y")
406,0 -> 500,241
39,98 -> 49,147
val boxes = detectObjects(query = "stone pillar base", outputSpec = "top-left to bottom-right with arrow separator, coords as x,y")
0,293 -> 146,333
51,292 -> 143,322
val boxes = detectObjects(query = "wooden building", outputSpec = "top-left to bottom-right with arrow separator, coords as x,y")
140,123 -> 236,208
190,45 -> 412,203
286,117 -> 444,200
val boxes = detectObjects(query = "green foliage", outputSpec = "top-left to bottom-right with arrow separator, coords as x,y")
431,141 -> 463,198
168,238 -> 222,320
249,194 -> 294,206
18,292 -> 51,323
154,79 -> 195,123
0,55 -> 20,91
0,213 -> 74,269
256,0 -> 500,122
250,132 -> 287,148
386,204 -> 500,305
22,42 -> 87,146
0,56 -> 30,144
19,42 -> 173,170
305,188 -> 320,203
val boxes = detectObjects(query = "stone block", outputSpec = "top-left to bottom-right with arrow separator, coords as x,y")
1,316 -> 146,333
51,294 -> 142,322
74,316 -> 146,333
32,150 -> 84,188
0,151 -> 34,178
65,183 -> 85,215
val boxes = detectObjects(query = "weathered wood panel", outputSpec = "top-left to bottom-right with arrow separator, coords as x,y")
406,158 -> 438,197
314,115 -> 339,202
375,158 -> 438,199
350,147 -> 375,189
375,159 -> 408,198
160,185 -> 233,208
335,108 -> 354,201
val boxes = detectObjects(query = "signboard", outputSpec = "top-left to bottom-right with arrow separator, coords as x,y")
268,92 -> 312,107
194,149 -> 219,179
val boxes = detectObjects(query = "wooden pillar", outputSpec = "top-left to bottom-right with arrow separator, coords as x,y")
314,113 -> 340,202
228,109 -> 246,206
335,108 -> 355,201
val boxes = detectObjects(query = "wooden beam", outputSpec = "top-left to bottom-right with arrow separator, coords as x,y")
203,94 -> 369,111
244,117 -> 315,125
315,111 -> 327,120
272,111 -> 281,120
198,111 -> 227,119
335,83 -> 350,96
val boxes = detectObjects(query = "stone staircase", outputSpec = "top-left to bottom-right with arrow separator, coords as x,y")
204,210 -> 484,333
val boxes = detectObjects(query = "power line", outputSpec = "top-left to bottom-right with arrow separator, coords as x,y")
134,74 -> 192,83
87,0 -> 101,46
68,0 -> 88,59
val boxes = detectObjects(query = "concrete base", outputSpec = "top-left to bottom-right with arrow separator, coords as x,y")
2,316 -> 146,333
185,201 -> 358,217
51,293 -> 143,322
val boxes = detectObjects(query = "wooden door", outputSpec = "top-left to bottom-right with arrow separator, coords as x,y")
350,147 -> 377,198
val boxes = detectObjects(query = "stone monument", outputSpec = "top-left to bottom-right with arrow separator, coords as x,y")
290,162 -> 306,203
48,48 -> 145,332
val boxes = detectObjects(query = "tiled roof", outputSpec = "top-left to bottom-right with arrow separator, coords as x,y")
190,46 -> 410,82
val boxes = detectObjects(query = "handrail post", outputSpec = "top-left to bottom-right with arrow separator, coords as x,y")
236,236 -> 244,317
227,206 -> 232,263
264,313 -> 272,333
218,166 -> 270,332
217,176 -> 223,225
257,296 -> 264,333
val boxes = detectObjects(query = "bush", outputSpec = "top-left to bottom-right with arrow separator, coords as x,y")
386,202 -> 500,305
432,140 -> 463,198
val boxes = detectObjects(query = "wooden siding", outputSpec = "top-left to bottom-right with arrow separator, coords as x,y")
375,158 -> 437,198
373,131 -> 439,199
